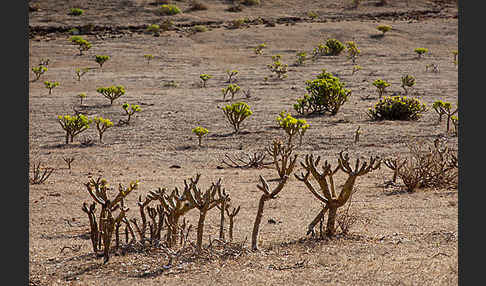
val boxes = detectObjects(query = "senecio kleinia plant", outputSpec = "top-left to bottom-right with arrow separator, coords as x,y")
192,126 -> 209,147
68,8 -> 84,16
222,102 -> 253,133
254,43 -> 266,55
121,103 -> 141,125
276,111 -> 309,146
372,79 -> 390,98
267,54 -> 288,80
74,68 -> 90,81
324,38 -> 345,56
200,74 -> 212,87
432,100 -> 457,133
146,24 -> 160,34
96,85 -> 126,105
159,4 -> 181,15
368,95 -> 427,121
226,69 -> 239,83
44,81 -> 60,95
400,74 -> 415,94
346,41 -> 360,63
32,66 -> 47,81
77,92 -> 87,105
58,114 -> 91,144
222,83 -> 241,100
93,116 -> 114,143
95,55 -> 110,69
144,54 -> 154,64
70,36 -> 92,55
414,48 -> 428,59
295,51 -> 307,66
377,24 -> 392,35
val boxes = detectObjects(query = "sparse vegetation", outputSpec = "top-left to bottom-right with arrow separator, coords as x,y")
226,69 -> 239,83
70,36 -> 92,55
74,68 -> 90,81
295,51 -> 307,66
324,38 -> 345,56
200,74 -> 212,87
414,48 -> 428,59
192,126 -> 209,147
95,55 -> 110,69
267,54 -> 288,80
222,83 -> 241,100
93,116 -> 114,143
346,41 -> 360,63
30,161 -> 55,185
144,54 -> 154,64
120,103 -> 142,125
146,24 -> 160,34
254,43 -> 266,55
96,85 -> 126,105
159,4 -> 181,15
222,102 -> 253,133
44,81 -> 60,95
372,79 -> 390,98
32,66 -> 47,81
77,92 -> 87,105
400,74 -> 415,94
276,111 -> 309,146
68,8 -> 84,16
368,95 -> 427,121
377,24 -> 392,35
352,65 -> 362,75
58,114 -> 91,144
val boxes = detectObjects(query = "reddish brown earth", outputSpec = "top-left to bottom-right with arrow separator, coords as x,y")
29,0 -> 458,285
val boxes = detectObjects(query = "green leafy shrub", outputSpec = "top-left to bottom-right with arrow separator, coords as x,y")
294,70 -> 351,116
254,43 -> 266,55
400,74 -> 415,94
68,8 -> 84,16
39,58 -> 50,67
70,36 -> 92,55
372,79 -> 390,98
346,41 -> 360,63
144,54 -> 154,64
146,24 -> 160,34
192,25 -> 208,33
267,54 -> 288,80
414,48 -> 428,58
95,55 -> 110,69
96,85 -> 126,105
432,100 -> 457,133
324,38 -> 345,56
367,96 -> 427,121
377,24 -> 392,35
44,81 -> 60,95
295,51 -> 307,66
307,11 -> 318,19
222,84 -> 241,100
192,126 -> 209,146
452,50 -> 458,65
58,114 -> 91,144
93,116 -> 113,143
159,4 -> 181,15
450,115 -> 458,135
276,111 -> 309,146
121,103 -> 141,125
200,74 -> 212,87
312,43 -> 329,60
222,102 -> 253,133
32,66 -> 47,81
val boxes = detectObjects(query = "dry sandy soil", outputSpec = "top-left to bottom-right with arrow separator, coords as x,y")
29,0 -> 458,285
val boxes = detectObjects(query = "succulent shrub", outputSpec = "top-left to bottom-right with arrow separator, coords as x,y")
77,92 -> 87,105
144,54 -> 154,64
70,36 -> 92,55
192,126 -> 209,146
307,11 -> 319,19
312,43 -> 329,60
159,4 -> 181,15
95,55 -> 110,69
226,69 -> 239,83
44,81 -> 60,95
352,65 -> 362,75
367,95 -> 427,121
400,74 -> 415,94
74,68 -> 90,81
200,74 -> 212,87
254,43 -> 266,55
452,50 -> 458,65
267,54 -> 288,80
295,51 -> 307,66
32,66 -> 47,81
324,38 -> 345,56
222,83 -> 241,100
146,24 -> 160,34
192,25 -> 208,33
58,114 -> 91,144
96,85 -> 126,105
276,111 -> 309,146
121,103 -> 141,125
414,48 -> 428,59
346,41 -> 360,63
432,100 -> 457,133
68,8 -> 84,16
294,70 -> 351,116
93,116 -> 114,143
372,79 -> 390,98
377,24 -> 392,35
222,102 -> 253,133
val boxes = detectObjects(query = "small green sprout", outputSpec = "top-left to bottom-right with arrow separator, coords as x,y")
93,116 -> 114,143
159,4 -> 181,15
200,74 -> 212,87
121,103 -> 141,125
352,65 -> 362,75
44,81 -> 60,95
372,79 -> 390,98
267,54 -> 288,80
222,102 -> 253,133
95,55 -> 110,69
146,24 -> 160,34
74,68 -> 90,81
307,11 -> 318,19
222,84 -> 241,100
192,126 -> 209,147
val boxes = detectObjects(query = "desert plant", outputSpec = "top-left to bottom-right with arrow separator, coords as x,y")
70,36 -> 92,55
324,38 -> 345,56
400,74 -> 415,94
294,70 -> 351,116
159,4 -> 181,15
226,69 -> 239,83
199,74 -> 212,87
192,25 -> 208,33
146,24 -> 160,34
307,11 -> 319,19
192,126 -> 209,147
252,140 -> 297,250
32,66 -> 47,81
450,115 -> 458,136
58,114 -> 91,144
295,51 -> 307,66
254,43 -> 266,55
225,205 -> 241,242
77,92 -> 87,105
436,101 -> 457,134
39,58 -> 50,67
414,48 -> 428,59
367,95 -> 427,121
68,8 -> 84,16
377,24 -> 392,35
352,65 -> 362,75
372,79 -> 390,98
346,41 -> 361,63
425,63 -> 440,73
222,83 -> 241,100
216,189 -> 231,241
383,157 -> 407,184
63,156 -> 75,169
295,152 -> 380,237
96,85 -> 126,105
311,43 -> 329,60
74,68 -> 90,81
30,161 -> 55,184
95,55 -> 110,69
354,126 -> 361,143
44,81 -> 60,95
267,54 -> 288,80
68,27 -> 80,35
120,103 -> 141,125
144,54 -> 154,64
82,177 -> 139,263
222,102 -> 252,133
222,151 -> 272,169
276,111 -> 309,146
452,50 -> 458,65
351,0 -> 361,8
93,116 -> 114,143
242,0 -> 260,6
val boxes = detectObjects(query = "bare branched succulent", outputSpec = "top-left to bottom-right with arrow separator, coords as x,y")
383,156 -> 407,184
295,152 -> 380,237
30,161 -> 55,184
62,156 -> 75,169
225,205 -> 241,242
226,69 -> 239,83
222,151 -> 273,169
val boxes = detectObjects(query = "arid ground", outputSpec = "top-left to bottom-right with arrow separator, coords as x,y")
29,0 -> 458,285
